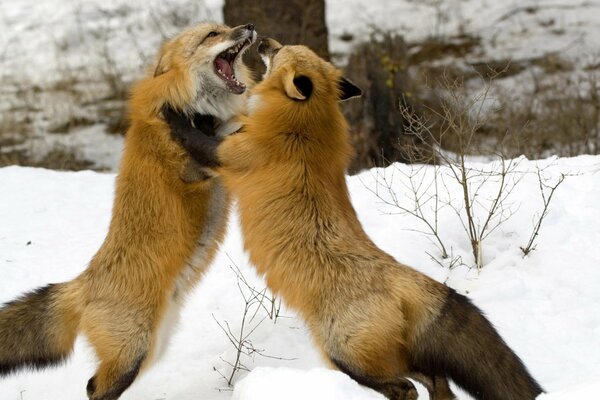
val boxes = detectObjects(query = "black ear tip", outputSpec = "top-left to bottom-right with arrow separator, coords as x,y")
339,77 -> 362,100
293,75 -> 314,99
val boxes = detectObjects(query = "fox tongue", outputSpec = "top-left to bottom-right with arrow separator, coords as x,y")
215,57 -> 233,79
214,52 -> 246,94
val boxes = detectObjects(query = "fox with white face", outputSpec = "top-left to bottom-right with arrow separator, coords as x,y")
0,22 -> 257,400
153,22 -> 256,124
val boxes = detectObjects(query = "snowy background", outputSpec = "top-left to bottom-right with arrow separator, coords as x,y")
1,0 -> 600,169
2,0 -> 600,399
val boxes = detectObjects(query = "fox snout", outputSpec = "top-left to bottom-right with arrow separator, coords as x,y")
257,37 -> 282,56
232,23 -> 256,41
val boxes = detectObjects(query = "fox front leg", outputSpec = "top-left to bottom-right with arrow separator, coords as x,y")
163,106 -> 222,168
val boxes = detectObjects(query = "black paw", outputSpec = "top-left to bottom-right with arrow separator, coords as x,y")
162,106 -> 222,168
380,379 -> 418,400
162,106 -> 214,141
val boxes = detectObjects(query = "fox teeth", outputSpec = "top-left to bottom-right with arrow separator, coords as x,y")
224,40 -> 249,57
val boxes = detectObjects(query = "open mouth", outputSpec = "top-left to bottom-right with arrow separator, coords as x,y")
214,38 -> 253,94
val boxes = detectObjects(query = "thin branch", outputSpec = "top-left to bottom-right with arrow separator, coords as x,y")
521,168 -> 567,255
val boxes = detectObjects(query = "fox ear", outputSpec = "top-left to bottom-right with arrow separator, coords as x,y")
283,68 -> 313,101
154,49 -> 172,77
338,77 -> 362,101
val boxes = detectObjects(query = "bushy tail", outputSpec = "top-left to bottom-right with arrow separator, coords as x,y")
0,283 -> 81,376
411,289 -> 543,400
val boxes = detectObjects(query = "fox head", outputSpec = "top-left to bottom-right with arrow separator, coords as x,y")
255,38 -> 361,105
140,22 -> 256,120
241,38 -> 361,169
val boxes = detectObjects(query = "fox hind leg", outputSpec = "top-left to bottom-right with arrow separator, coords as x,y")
330,357 -> 417,400
85,330 -> 148,400
86,354 -> 145,400
81,305 -> 154,400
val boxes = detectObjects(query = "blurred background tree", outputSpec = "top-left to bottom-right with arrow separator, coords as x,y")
223,0 -> 430,173
223,0 -> 329,79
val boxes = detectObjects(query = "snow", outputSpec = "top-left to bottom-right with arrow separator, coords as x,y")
537,380 -> 600,399
1,155 -> 600,399
232,368 -> 384,400
327,0 -> 600,64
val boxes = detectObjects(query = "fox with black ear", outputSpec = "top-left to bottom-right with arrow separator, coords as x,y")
168,38 -> 543,400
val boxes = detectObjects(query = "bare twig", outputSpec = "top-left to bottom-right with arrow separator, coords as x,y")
364,161 -> 449,259
225,254 -> 282,322
521,168 -> 567,255
213,255 -> 293,386
392,69 -> 524,269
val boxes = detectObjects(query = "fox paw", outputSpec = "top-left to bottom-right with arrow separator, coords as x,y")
379,378 -> 418,400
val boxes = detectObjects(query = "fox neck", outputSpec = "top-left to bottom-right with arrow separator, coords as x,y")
189,87 -> 247,121
249,97 -> 352,171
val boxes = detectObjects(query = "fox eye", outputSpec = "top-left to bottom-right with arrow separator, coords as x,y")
197,31 -> 220,48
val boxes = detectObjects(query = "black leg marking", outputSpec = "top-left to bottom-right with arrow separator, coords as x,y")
331,357 -> 388,389
89,355 -> 145,400
331,357 -> 417,400
163,106 -> 222,168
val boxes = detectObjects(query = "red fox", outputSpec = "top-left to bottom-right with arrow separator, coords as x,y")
167,38 -> 544,400
0,22 -> 256,400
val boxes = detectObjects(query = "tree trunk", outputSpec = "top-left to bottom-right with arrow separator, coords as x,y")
223,0 -> 329,79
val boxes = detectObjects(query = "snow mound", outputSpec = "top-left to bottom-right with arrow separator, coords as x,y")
232,367 -> 384,400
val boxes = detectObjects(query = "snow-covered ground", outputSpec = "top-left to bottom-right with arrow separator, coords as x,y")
1,155 -> 599,399
328,0 -> 600,64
